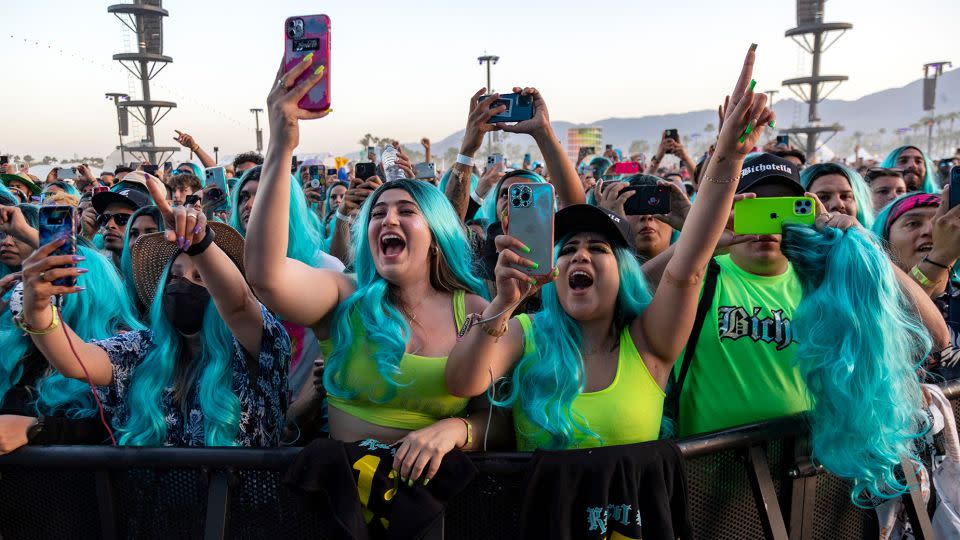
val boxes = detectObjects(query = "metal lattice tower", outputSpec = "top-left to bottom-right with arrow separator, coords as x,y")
780,0 -> 851,162
107,0 -> 179,164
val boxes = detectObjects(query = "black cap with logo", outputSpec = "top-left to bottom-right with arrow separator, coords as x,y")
554,204 -> 635,250
736,153 -> 805,196
92,185 -> 153,214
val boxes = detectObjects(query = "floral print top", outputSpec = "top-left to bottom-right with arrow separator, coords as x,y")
92,304 -> 291,447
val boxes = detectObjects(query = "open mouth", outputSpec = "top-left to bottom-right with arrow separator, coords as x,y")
380,233 -> 407,258
569,270 -> 594,291
917,242 -> 933,254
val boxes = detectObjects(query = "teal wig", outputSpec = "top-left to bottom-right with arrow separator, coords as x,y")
0,183 -> 18,206
322,181 -> 350,245
230,166 -> 329,265
479,170 -> 547,226
0,246 -> 143,417
42,181 -> 80,198
117,265 -> 240,446
177,162 -> 206,186
119,206 -> 164,314
494,238 -> 653,449
781,224 -> 930,505
323,179 -> 487,399
871,192 -> 959,281
800,163 -> 875,228
881,146 -> 938,194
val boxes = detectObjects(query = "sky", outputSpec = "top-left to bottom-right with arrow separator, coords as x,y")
1,0 -> 957,161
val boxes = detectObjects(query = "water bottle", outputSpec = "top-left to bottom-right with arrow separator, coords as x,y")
381,145 -> 406,183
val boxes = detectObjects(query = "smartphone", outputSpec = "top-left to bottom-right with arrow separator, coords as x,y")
355,162 -> 376,181
284,15 -> 331,112
623,186 -> 670,215
306,165 -> 320,181
367,146 -> 375,155
291,156 -> 299,173
612,162 -> 640,175
605,144 -> 613,151
733,197 -> 816,234
507,182 -> 555,279
523,153 -> 532,164
0,156 -> 7,166
204,166 -> 228,193
163,161 -> 173,173
326,167 -> 337,177
58,167 -> 77,180
950,166 -> 960,210
39,206 -> 78,288
487,154 -> 503,168
414,162 -> 436,180
664,129 -> 680,143
142,164 -> 159,176
479,93 -> 534,124
776,134 -> 790,146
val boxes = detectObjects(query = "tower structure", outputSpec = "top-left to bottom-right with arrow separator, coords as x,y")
780,0 -> 851,162
107,0 -> 179,164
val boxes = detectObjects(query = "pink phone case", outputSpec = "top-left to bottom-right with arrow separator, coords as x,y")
283,15 -> 330,112
506,183 -> 555,279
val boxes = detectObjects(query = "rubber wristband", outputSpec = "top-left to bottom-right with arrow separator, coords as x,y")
185,226 -> 215,256
456,154 -> 474,167
910,264 -> 932,287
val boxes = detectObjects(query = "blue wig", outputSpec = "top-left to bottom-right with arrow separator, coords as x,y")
781,224 -> 930,505
494,238 -> 653,449
42,181 -> 80,198
118,265 -> 240,446
119,206 -> 165,314
0,246 -> 143,417
322,181 -> 350,245
0,183 -> 18,206
230,166 -> 329,265
479,170 -> 547,226
324,179 -> 487,399
881,146 -> 938,194
800,163 -> 875,228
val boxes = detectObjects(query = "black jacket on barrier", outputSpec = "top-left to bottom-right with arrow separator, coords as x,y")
520,439 -> 691,540
284,438 -> 477,540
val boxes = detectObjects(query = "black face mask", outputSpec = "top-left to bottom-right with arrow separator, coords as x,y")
162,277 -> 210,334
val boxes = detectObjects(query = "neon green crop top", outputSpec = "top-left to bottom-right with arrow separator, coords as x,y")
321,290 -> 470,431
512,314 -> 665,451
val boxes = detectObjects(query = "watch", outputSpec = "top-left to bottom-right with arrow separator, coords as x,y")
26,415 -> 45,443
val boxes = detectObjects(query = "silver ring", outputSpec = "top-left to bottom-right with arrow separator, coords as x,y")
38,271 -> 47,282
276,78 -> 287,90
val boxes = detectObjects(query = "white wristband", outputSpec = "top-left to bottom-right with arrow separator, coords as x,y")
456,154 -> 474,166
471,191 -> 485,205
335,209 -> 353,224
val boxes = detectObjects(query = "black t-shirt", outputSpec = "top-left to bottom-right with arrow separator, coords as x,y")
521,439 -> 691,540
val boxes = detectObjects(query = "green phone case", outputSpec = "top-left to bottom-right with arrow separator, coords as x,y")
733,197 -> 816,235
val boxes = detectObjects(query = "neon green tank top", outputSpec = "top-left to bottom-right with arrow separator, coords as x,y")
677,255 -> 810,437
322,290 -> 470,431
512,314 -> 665,451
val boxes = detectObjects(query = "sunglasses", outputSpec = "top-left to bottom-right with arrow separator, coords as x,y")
97,212 -> 132,228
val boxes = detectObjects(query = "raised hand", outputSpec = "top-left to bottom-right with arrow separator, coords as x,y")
491,234 -> 553,308
146,175 -> 207,251
0,206 -> 35,246
173,130 -> 198,151
267,53 -> 331,153
715,45 -> 775,157
392,142 -> 415,179
494,87 -> 551,140
808,192 -> 860,231
340,176 -> 383,217
596,181 -> 632,218
460,88 -> 506,156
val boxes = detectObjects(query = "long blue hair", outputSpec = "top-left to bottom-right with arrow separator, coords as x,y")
119,206 -> 164,315
781,224 -> 930,505
494,238 -> 653,449
881,146 -> 938,193
230,166 -> 329,265
0,246 -> 143,417
324,179 -> 487,399
800,163 -> 875,228
117,265 -> 240,446
479,170 -> 547,226
0,183 -> 18,206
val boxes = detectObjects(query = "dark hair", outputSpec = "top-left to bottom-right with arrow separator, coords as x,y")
232,152 -> 264,170
864,168 -> 904,183
167,173 -> 202,193
114,166 -> 134,175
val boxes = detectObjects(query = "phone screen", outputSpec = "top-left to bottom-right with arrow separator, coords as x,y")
143,164 -> 159,176
950,166 -> 960,210
39,206 -> 78,287
777,135 -> 789,146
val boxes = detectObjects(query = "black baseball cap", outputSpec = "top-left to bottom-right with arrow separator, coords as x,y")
736,153 -> 805,196
555,204 -> 635,250
92,185 -> 153,214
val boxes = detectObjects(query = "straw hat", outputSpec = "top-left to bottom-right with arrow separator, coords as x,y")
130,221 -> 246,308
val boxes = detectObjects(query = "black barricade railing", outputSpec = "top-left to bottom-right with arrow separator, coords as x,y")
1,379 -> 957,540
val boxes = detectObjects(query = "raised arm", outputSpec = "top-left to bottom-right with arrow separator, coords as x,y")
495,87 -> 584,208
635,44 -> 772,381
174,130 -> 216,168
446,89 -> 506,220
244,55 -> 354,328
20,241 -> 113,385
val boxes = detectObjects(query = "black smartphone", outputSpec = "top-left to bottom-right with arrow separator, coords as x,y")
39,206 -> 78,287
479,92 -> 534,123
664,129 -> 680,143
355,162 -> 376,181
623,185 -> 671,215
0,156 -> 8,166
605,144 -> 613,151
950,166 -> 960,210
777,134 -> 789,146
291,156 -> 299,173
326,167 -> 337,177
142,164 -> 159,176
582,147 -> 595,156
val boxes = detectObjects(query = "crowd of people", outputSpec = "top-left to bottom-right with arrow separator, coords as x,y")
0,44 -> 958,522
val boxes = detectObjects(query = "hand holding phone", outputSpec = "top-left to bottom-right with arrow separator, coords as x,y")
283,15 -> 331,112
506,183 -> 555,280
623,185 -> 671,215
950,166 -> 960,210
38,206 -> 79,288
479,92 -> 534,124
733,197 -> 816,234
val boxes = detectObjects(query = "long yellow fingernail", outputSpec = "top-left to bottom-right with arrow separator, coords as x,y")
302,52 -> 314,63
314,65 -> 325,77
